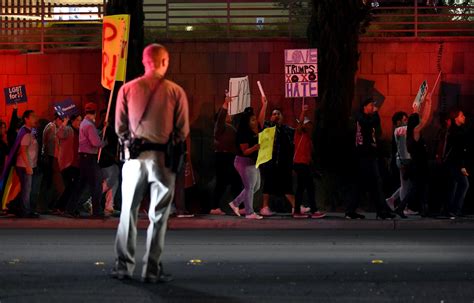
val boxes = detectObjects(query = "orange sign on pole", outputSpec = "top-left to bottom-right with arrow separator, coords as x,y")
101,14 -> 130,90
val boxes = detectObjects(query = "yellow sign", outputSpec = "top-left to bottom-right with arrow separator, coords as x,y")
256,126 -> 276,168
101,14 -> 130,90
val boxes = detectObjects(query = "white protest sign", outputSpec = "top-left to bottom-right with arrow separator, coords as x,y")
285,49 -> 318,98
257,81 -> 266,98
413,80 -> 428,111
228,76 -> 251,115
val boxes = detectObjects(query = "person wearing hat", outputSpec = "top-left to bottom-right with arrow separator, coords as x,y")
112,44 -> 189,283
292,104 -> 326,219
348,98 -> 395,220
65,102 -> 105,218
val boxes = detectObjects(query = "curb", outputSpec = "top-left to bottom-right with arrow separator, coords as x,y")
1,214 -> 474,230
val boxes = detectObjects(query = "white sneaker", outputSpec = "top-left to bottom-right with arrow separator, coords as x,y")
260,206 -> 274,217
386,198 -> 395,211
210,208 -> 226,215
404,208 -> 419,216
228,202 -> 241,217
245,213 -> 263,220
300,206 -> 311,214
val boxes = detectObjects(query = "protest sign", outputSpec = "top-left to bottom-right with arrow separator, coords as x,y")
228,76 -> 251,116
285,49 -> 318,98
101,14 -> 130,90
3,85 -> 27,105
257,81 -> 266,98
256,126 -> 276,168
413,80 -> 428,110
54,98 -> 79,118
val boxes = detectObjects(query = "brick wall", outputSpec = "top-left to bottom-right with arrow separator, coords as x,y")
0,39 -> 473,193
0,49 -> 103,123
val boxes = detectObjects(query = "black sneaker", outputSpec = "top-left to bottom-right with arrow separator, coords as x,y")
376,212 -> 395,220
345,212 -> 365,219
141,272 -> 174,283
23,212 -> 40,219
110,268 -> 132,281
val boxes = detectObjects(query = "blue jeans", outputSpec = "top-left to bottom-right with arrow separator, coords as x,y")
15,167 -> 34,214
447,165 -> 470,215
232,156 -> 261,215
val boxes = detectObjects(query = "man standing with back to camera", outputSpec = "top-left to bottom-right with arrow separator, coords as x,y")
112,44 -> 189,283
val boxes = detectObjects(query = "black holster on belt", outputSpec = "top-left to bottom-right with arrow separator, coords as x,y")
165,136 -> 186,173
121,136 -> 186,174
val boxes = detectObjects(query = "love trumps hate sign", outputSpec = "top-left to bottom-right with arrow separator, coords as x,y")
284,49 -> 318,98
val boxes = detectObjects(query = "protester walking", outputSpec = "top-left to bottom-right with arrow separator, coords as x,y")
14,110 -> 40,218
37,113 -> 63,213
445,110 -> 470,218
258,97 -> 300,216
65,102 -> 105,218
347,98 -> 395,220
394,95 -> 433,218
292,105 -> 326,219
211,96 -> 242,215
228,107 -> 263,220
56,114 -> 81,212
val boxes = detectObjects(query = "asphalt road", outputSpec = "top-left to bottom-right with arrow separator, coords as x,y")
0,229 -> 474,303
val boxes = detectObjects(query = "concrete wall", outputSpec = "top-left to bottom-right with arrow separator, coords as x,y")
0,39 -> 473,198
0,49 -> 103,122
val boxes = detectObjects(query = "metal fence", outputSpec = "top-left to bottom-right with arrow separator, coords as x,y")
0,0 -> 473,51
143,0 -> 310,40
0,0 -> 104,51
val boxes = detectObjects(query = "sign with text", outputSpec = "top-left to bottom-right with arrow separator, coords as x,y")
3,85 -> 27,105
284,49 -> 318,98
228,76 -> 251,116
54,98 -> 79,118
256,126 -> 276,168
101,14 -> 130,90
413,80 -> 428,111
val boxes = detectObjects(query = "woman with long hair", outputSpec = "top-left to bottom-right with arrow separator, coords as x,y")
394,95 -> 433,218
228,107 -> 263,220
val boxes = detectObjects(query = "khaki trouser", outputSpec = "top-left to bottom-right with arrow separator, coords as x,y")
114,151 -> 175,279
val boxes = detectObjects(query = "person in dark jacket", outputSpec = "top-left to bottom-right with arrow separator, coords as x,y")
210,96 -> 242,215
445,110 -> 469,218
7,103 -> 21,149
98,110 -> 120,216
347,98 -> 394,220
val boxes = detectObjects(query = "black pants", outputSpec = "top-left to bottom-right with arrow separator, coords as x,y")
66,153 -> 103,215
294,163 -> 317,214
397,162 -> 429,213
56,166 -> 80,211
37,155 -> 59,212
211,152 -> 242,210
347,157 -> 388,214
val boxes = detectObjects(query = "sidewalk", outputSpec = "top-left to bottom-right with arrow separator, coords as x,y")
1,213 -> 474,230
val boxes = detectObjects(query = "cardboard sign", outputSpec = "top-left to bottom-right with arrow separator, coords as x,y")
3,85 -> 27,105
54,98 -> 79,118
228,76 -> 251,116
284,49 -> 318,98
413,80 -> 428,110
256,126 -> 276,168
101,14 -> 130,90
